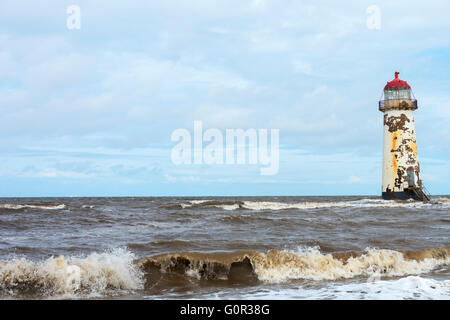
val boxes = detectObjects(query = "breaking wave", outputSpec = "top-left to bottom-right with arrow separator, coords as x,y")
2,247 -> 448,297
136,247 -> 450,283
178,198 -> 450,211
0,204 -> 66,210
0,248 -> 143,297
230,276 -> 450,300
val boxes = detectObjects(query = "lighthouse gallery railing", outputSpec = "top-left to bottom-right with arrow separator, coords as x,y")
379,99 -> 417,111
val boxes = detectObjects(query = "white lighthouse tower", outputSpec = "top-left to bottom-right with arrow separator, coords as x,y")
379,72 -> 430,201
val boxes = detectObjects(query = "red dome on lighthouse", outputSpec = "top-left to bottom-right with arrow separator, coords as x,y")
384,72 -> 410,89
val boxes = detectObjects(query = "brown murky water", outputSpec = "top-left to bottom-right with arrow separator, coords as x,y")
0,196 -> 449,299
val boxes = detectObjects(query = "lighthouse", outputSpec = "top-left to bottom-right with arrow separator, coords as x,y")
379,72 -> 430,201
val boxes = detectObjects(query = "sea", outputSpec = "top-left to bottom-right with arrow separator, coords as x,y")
0,196 -> 449,300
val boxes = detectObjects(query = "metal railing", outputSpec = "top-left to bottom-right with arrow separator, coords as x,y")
422,183 -> 432,201
379,99 -> 417,110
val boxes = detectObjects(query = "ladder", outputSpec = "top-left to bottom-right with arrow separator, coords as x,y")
410,186 -> 431,202
422,184 -> 432,201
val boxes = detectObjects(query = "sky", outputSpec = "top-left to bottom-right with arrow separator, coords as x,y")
0,0 -> 449,197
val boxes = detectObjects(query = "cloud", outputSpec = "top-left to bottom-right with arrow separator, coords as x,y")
23,53 -> 94,90
208,27 -> 231,35
1,1 -> 450,195
348,175 -> 364,183
21,168 -> 91,179
293,60 -> 313,75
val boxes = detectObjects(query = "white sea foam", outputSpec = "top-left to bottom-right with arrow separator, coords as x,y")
0,204 -> 66,210
144,246 -> 450,300
189,200 -> 211,205
214,204 -> 241,211
240,199 -> 444,211
178,198 -> 450,211
250,247 -> 450,283
226,276 -> 450,300
180,200 -> 211,208
229,198 -> 448,211
145,247 -> 450,284
0,248 -> 143,297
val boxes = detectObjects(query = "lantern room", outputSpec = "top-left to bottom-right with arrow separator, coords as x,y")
379,72 -> 417,111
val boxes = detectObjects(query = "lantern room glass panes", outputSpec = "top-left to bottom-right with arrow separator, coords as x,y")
384,88 -> 411,100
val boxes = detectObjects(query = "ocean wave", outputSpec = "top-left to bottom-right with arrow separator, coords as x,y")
136,247 -> 450,283
127,240 -> 193,250
0,248 -> 143,297
2,247 -> 448,297
178,198 -> 450,211
0,204 -> 66,210
215,204 -> 241,210
229,276 -> 450,300
177,199 -> 212,209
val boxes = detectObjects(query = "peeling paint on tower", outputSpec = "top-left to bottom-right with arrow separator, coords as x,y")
379,72 -> 430,201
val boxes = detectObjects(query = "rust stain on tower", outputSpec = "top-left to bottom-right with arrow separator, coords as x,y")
379,72 -> 430,201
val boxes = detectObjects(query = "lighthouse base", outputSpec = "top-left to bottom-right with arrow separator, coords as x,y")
382,188 -> 430,201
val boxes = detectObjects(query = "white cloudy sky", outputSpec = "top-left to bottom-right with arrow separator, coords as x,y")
0,0 -> 449,196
